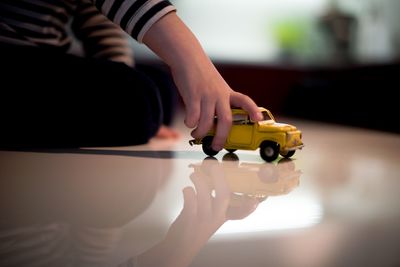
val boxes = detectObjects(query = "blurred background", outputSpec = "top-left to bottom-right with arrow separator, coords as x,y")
132,0 -> 400,133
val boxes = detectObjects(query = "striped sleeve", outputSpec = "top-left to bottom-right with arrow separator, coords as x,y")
92,0 -> 176,43
72,0 -> 134,67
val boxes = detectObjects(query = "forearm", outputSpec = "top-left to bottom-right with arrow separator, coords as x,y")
142,12 -> 212,72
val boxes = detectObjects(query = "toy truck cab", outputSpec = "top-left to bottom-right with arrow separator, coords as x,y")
189,107 -> 304,162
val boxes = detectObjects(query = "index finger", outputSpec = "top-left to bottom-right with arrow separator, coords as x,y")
230,92 -> 263,121
212,100 -> 232,151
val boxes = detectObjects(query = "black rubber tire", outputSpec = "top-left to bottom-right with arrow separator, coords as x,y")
225,148 -> 237,153
222,152 -> 239,162
202,136 -> 219,156
280,150 -> 295,158
259,141 -> 279,162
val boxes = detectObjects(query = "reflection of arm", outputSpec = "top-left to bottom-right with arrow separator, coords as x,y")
130,173 -> 230,267
72,0 -> 134,66
118,163 -> 258,267
117,170 -> 230,267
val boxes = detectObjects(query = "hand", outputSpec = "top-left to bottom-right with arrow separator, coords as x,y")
170,55 -> 263,151
143,12 -> 263,151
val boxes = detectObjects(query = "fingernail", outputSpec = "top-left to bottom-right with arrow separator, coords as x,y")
213,144 -> 223,151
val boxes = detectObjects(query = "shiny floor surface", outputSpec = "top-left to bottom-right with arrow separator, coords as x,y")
1,118 -> 400,267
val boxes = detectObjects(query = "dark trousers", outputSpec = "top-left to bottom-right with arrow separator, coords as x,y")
0,45 -> 176,148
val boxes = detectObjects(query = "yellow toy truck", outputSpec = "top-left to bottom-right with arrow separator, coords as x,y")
189,107 -> 304,162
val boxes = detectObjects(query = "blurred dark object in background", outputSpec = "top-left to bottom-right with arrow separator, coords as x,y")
283,63 -> 399,133
217,62 -> 400,134
319,2 -> 357,65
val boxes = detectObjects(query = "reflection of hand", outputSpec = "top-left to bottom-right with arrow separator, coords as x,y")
227,194 -> 259,220
191,158 -> 260,221
137,170 -> 230,267
136,161 -> 258,267
168,173 -> 231,257
197,159 -> 259,221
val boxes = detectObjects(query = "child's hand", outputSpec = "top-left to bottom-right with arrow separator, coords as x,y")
170,58 -> 262,151
143,12 -> 262,151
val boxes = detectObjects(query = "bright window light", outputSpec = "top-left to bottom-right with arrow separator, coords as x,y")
215,194 -> 323,235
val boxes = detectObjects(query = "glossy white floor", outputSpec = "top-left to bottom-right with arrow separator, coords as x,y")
1,116 -> 400,267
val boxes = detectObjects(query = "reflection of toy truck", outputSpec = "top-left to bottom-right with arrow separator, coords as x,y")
226,160 -> 300,200
190,158 -> 301,201
189,107 -> 304,162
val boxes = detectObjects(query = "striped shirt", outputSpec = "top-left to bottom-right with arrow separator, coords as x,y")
0,0 -> 176,63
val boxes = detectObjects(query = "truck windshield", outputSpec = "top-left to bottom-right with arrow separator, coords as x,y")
262,110 -> 274,121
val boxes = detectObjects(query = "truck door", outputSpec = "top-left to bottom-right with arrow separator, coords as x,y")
228,114 -> 253,145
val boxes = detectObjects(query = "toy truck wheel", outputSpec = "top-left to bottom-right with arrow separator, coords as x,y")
222,152 -> 239,162
202,136 -> 219,156
280,150 -> 295,158
259,141 -> 279,162
225,149 -> 237,153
